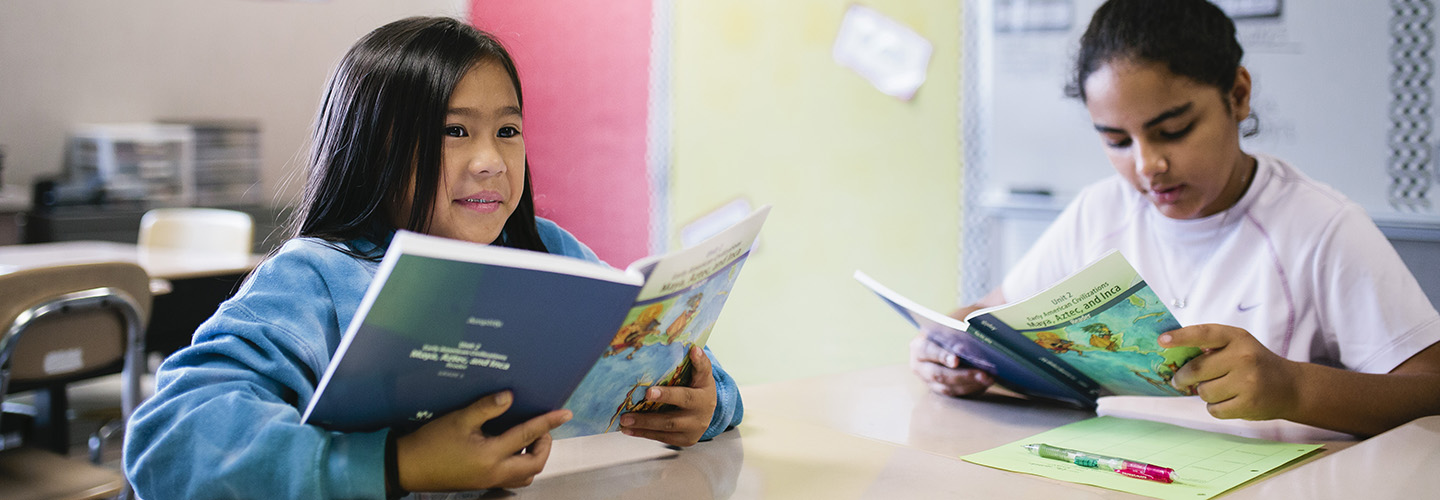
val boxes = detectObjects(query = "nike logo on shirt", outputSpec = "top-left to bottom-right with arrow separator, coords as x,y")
1237,303 -> 1260,312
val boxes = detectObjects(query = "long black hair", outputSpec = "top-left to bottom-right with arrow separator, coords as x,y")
1065,0 -> 1244,104
288,16 -> 547,257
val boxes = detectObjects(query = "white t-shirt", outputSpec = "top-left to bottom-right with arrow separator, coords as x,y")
1001,153 -> 1440,374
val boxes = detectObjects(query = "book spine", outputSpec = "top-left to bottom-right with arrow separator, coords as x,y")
968,314 -> 1103,399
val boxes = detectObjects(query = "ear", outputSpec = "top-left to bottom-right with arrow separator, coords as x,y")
1229,66 -> 1253,122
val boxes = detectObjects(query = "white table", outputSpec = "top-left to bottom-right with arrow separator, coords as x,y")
0,240 -> 260,280
738,364 -> 1440,499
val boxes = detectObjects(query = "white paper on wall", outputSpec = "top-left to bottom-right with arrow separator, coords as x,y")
832,4 -> 934,100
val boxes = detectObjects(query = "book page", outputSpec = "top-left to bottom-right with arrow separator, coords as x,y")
556,206 -> 771,438
627,205 -> 770,302
962,416 -> 1322,500
971,251 -> 1201,396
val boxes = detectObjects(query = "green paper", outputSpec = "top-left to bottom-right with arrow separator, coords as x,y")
962,416 -> 1321,500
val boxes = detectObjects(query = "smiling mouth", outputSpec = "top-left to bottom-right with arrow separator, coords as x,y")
461,198 -> 500,204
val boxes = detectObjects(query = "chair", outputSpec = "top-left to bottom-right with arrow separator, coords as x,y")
137,207 -> 254,357
138,207 -> 254,255
0,262 -> 152,500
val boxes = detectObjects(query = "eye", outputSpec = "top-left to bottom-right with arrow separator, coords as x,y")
497,126 -> 520,138
444,125 -> 469,137
1102,134 -> 1132,149
1158,123 -> 1194,140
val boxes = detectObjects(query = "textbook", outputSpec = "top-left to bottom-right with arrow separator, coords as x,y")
855,250 -> 1201,409
302,206 -> 770,437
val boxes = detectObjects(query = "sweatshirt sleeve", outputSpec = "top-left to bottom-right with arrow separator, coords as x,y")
124,243 -> 390,499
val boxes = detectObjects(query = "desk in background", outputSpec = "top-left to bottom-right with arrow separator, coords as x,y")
0,240 -> 262,356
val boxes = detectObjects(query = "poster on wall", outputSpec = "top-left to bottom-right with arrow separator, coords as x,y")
832,4 -> 934,100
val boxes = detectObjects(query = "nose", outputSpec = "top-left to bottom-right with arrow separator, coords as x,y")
468,138 -> 508,176
1133,141 -> 1167,179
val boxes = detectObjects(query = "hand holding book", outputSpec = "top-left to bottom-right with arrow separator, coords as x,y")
860,250 -> 1202,409
1157,323 -> 1300,422
616,345 -> 717,447
393,391 -> 570,492
909,331 -> 994,397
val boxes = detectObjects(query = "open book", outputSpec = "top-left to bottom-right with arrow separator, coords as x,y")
302,206 -> 770,437
855,250 -> 1200,409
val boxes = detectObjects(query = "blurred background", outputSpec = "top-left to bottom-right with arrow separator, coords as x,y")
0,0 -> 959,386
3,0 -> 1437,388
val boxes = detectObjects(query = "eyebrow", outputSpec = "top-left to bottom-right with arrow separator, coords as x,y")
1093,102 -> 1193,134
446,105 -> 523,119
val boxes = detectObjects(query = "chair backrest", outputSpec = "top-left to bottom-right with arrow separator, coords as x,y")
0,262 -> 152,418
138,207 -> 254,255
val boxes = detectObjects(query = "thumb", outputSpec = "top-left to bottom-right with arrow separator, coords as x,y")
457,390 -> 513,430
688,346 -> 715,389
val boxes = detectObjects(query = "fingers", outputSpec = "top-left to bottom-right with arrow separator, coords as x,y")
632,347 -> 717,412
396,395 -> 571,492
620,402 -> 707,447
493,408 -> 571,453
1163,324 -> 1298,421
923,366 -> 993,397
911,335 -> 959,368
620,350 -> 719,447
1159,324 -> 1237,351
485,412 -> 567,488
1167,325 -> 1261,390
457,391 -> 514,431
644,385 -> 688,410
620,402 -> 708,447
493,434 -> 553,489
909,336 -> 990,396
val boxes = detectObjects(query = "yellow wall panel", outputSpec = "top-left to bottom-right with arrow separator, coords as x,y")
672,1 -> 961,384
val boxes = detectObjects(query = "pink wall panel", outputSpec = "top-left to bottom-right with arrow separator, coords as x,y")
471,1 -> 652,266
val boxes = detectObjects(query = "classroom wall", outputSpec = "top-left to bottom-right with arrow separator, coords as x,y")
980,0 -> 1417,215
469,1 -> 653,266
671,1 -> 962,384
0,0 -> 466,209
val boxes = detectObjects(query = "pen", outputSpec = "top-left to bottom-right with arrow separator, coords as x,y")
1024,443 -> 1177,483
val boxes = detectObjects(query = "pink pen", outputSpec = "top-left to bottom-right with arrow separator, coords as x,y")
1025,443 -> 1178,484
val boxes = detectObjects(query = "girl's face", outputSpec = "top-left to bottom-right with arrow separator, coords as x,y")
1083,59 -> 1254,220
403,60 -> 527,244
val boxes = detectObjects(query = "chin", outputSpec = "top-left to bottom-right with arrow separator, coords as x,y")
1151,204 -> 1195,220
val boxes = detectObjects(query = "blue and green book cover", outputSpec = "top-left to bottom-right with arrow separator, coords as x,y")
303,206 -> 769,436
856,250 -> 1201,409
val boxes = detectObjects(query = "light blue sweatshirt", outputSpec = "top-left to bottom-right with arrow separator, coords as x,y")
124,219 -> 744,499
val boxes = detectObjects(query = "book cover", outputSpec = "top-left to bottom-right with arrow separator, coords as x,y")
856,250 -> 1200,408
302,206 -> 770,436
555,223 -> 760,438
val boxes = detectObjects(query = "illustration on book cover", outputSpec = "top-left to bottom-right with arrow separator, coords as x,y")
556,258 -> 748,438
1018,285 -> 1192,396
